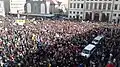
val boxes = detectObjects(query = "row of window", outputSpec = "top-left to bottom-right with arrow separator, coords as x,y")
11,7 -> 24,9
70,3 -> 84,9
86,3 -> 112,10
70,3 -> 120,10
69,11 -> 120,17
113,13 -> 120,17
69,15 -> 83,19
69,11 -> 83,14
71,0 -> 119,1
11,4 -> 23,5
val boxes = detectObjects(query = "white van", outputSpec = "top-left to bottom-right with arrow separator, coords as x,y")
81,44 -> 96,58
92,35 -> 104,45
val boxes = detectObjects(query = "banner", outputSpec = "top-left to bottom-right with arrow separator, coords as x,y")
16,20 -> 26,25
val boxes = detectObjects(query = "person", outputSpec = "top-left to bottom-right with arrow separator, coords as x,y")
2,16 -> 120,67
106,61 -> 115,67
79,63 -> 84,67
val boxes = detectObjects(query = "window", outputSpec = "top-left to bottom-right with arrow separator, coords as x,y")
27,3 -> 31,13
90,3 -> 93,9
116,0 -> 118,1
118,14 -> 120,16
70,11 -> 72,14
114,4 -> 118,10
108,3 -> 111,10
74,3 -> 76,8
114,14 -> 116,16
99,3 -> 102,10
77,3 -> 80,8
83,49 -> 90,54
34,3 -> 38,13
81,4 -> 83,8
80,16 -> 82,19
70,16 -> 72,18
113,19 -> 115,22
107,13 -> 109,17
73,11 -> 75,14
103,3 -> 106,10
94,3 -> 97,9
70,3 -> 72,8
77,12 -> 79,14
81,12 -> 83,14
86,3 -> 89,9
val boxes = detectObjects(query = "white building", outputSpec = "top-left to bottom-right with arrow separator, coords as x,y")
68,0 -> 120,22
10,0 -> 26,14
0,1 -> 5,17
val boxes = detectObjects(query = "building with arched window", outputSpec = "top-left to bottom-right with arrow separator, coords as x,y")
25,0 -> 58,15
68,0 -> 120,22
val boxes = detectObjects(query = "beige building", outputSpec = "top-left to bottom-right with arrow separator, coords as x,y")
68,0 -> 120,22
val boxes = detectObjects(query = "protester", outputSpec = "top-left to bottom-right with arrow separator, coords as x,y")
0,16 -> 119,67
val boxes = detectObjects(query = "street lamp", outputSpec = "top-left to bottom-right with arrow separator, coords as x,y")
17,10 -> 20,19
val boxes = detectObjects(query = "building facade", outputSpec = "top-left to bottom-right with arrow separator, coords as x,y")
0,1 -> 5,17
68,0 -> 120,22
10,0 -> 26,14
25,0 -> 58,15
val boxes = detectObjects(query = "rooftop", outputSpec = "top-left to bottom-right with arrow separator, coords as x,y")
84,44 -> 95,51
94,35 -> 104,40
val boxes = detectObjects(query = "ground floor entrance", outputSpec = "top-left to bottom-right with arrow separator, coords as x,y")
85,12 -> 110,22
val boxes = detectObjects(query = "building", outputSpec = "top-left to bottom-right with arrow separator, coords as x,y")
10,0 -> 26,14
0,1 -> 5,17
4,0 -> 10,14
25,0 -> 58,15
68,0 -> 120,22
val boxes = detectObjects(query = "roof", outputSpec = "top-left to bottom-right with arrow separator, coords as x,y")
84,44 -> 95,51
94,35 -> 104,40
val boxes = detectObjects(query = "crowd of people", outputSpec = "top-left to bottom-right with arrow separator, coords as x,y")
0,16 -> 119,67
